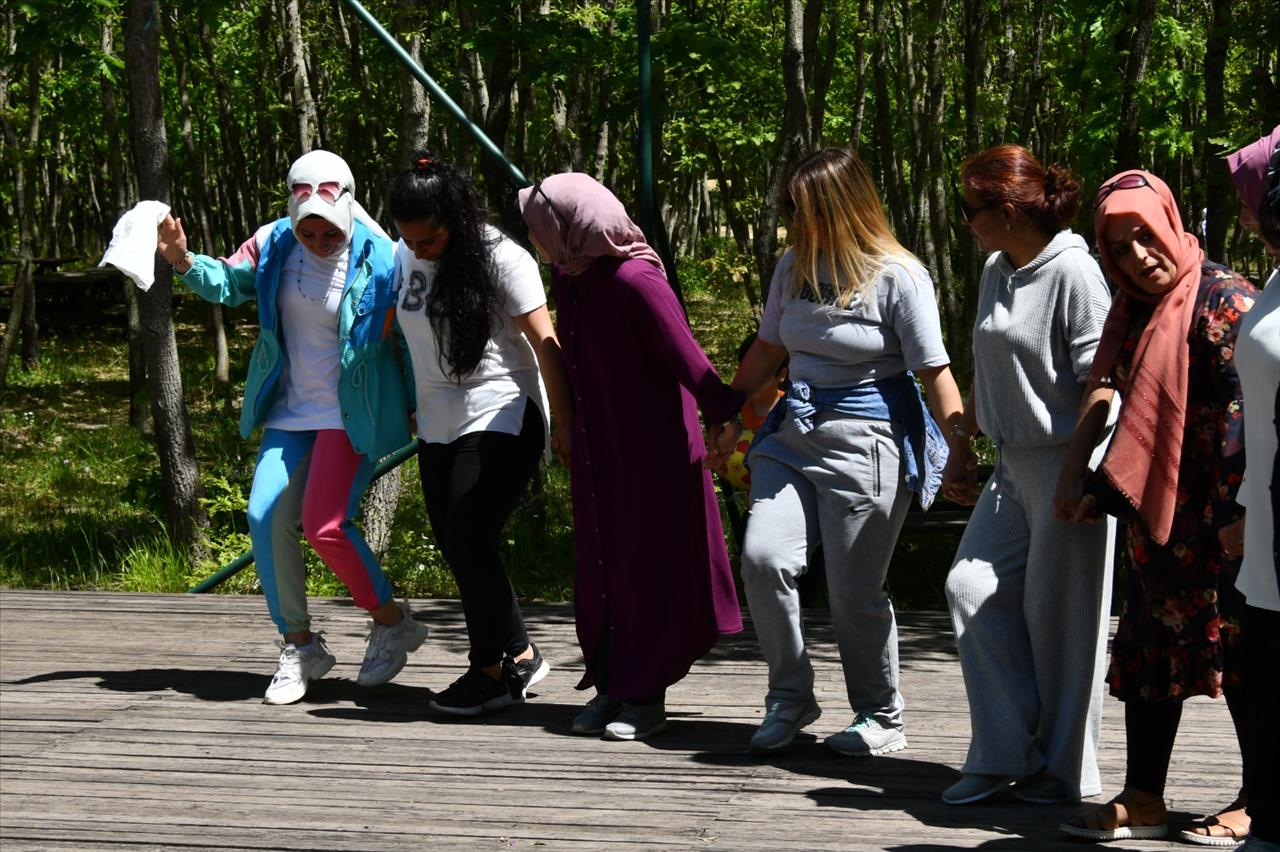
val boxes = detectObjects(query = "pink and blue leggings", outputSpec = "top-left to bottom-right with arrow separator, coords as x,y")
247,428 -> 393,634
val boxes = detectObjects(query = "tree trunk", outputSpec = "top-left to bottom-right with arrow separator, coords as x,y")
870,0 -> 907,238
1202,0 -> 1231,258
359,467 -> 402,561
393,2 -> 431,167
848,0 -> 872,150
1114,0 -> 1158,169
283,0 -> 318,154
754,0 -> 811,303
125,0 -> 209,562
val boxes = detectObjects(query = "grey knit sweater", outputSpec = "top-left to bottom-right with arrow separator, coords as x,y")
971,230 -> 1112,448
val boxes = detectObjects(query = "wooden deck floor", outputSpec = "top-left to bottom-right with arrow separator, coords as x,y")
0,590 -> 1242,850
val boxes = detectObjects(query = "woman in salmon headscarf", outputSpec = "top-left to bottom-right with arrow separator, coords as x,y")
518,173 -> 743,742
1056,170 -> 1257,843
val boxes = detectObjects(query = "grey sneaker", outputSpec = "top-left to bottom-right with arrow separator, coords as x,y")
824,713 -> 906,756
571,693 -> 623,735
750,695 -> 822,752
357,601 -> 430,687
603,702 -> 667,741
263,634 -> 335,705
942,773 -> 1014,805
1012,771 -> 1070,804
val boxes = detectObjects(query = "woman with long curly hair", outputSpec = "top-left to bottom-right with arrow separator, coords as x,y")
387,152 -> 572,716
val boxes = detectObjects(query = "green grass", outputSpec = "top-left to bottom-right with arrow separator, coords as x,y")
1,250 -> 954,609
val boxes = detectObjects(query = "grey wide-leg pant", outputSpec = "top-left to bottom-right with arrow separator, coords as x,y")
742,413 -> 912,730
944,443 -> 1114,798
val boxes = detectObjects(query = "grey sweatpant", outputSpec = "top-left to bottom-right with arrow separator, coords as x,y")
945,444 -> 1113,798
742,413 -> 912,730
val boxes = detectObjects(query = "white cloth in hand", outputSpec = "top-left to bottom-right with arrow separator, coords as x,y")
99,200 -> 171,291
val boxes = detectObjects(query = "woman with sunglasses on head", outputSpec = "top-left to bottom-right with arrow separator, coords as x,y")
1057,169 -> 1257,843
386,152 -> 572,717
155,150 -> 426,705
1224,126 -> 1280,852
717,148 -> 963,758
939,145 -> 1116,806
518,173 -> 744,741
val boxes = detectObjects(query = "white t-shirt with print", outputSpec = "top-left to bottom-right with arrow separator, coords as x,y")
396,225 -> 548,444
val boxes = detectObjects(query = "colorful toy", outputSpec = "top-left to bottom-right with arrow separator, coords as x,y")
722,428 -> 755,492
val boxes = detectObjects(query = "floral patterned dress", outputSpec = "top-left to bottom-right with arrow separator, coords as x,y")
1100,262 -> 1256,702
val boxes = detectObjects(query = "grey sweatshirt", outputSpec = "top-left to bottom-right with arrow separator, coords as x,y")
971,230 -> 1112,448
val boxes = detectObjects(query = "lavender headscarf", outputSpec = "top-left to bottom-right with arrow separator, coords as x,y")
1227,125 -> 1280,222
518,173 -> 663,277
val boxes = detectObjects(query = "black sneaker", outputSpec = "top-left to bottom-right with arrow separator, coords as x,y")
511,643 -> 551,692
428,661 -> 524,717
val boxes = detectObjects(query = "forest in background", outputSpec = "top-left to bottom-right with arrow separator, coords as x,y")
1,0 -> 1278,582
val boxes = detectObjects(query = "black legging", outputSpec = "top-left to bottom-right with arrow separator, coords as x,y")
1124,684 -> 1249,798
1243,605 -> 1280,841
418,399 -> 543,668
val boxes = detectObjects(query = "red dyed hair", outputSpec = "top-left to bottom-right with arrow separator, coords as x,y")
961,144 -> 1082,235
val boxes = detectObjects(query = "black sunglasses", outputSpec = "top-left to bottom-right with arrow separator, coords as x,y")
1091,174 -> 1153,211
957,195 -> 993,224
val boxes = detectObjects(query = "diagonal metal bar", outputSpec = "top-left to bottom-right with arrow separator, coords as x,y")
340,0 -> 531,188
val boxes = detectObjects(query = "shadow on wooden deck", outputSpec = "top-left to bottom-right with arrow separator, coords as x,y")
0,591 -> 1241,850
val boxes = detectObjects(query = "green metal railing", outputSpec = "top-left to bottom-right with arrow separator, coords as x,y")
188,440 -> 418,593
190,0 -> 678,591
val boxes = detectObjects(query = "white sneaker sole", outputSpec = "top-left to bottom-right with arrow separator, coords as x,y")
825,735 -> 907,757
603,718 -> 667,741
263,655 -> 335,705
522,658 -> 551,690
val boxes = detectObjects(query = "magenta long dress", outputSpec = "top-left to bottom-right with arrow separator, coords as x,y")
553,256 -> 744,701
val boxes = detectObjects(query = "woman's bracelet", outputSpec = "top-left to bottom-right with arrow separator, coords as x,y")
170,250 -> 194,274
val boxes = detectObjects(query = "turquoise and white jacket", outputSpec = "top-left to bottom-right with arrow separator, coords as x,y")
179,217 -> 411,460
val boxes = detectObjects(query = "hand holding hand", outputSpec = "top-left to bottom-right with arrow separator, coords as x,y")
705,420 -> 742,471
1053,464 -> 1099,523
1218,516 -> 1246,558
552,419 -> 572,468
941,446 -> 979,506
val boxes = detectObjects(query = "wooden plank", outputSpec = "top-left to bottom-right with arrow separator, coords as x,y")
0,589 -> 1243,851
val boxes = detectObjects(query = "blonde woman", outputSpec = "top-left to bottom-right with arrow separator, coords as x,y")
718,148 -> 964,755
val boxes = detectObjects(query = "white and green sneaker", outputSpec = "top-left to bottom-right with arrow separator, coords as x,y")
824,713 -> 906,756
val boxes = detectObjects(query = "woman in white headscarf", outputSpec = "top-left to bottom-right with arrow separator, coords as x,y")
157,150 -> 426,705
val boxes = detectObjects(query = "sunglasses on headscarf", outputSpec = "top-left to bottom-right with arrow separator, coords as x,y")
291,181 -> 346,204
1090,174 -> 1153,211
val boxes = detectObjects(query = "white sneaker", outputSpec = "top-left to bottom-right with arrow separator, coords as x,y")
263,634 -> 335,705
357,601 -> 430,687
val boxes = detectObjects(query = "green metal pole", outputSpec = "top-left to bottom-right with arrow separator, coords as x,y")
340,0 -> 531,188
635,0 -> 686,310
188,439 -> 419,593
637,0 -> 655,239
